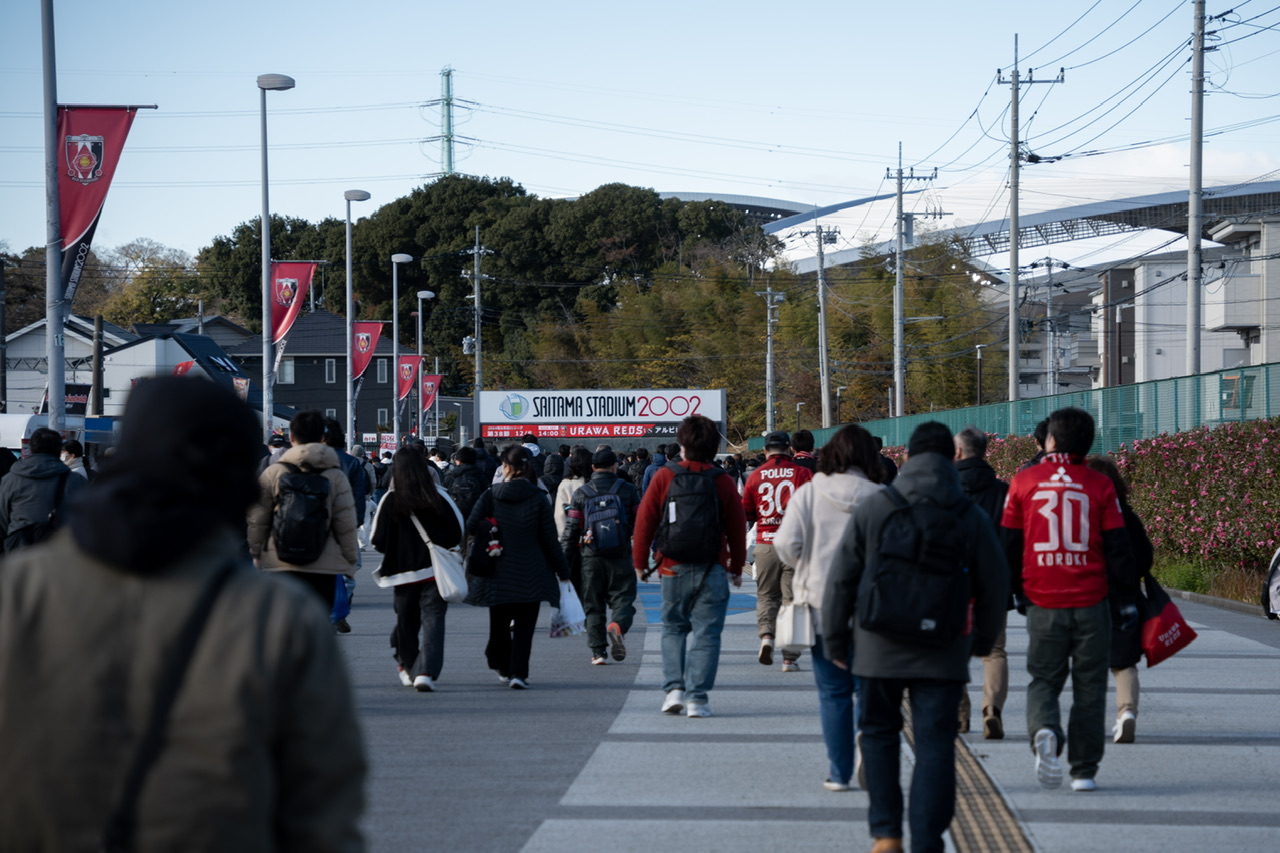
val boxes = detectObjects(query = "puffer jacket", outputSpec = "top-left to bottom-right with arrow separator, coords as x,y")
465,478 -> 568,607
0,453 -> 88,536
247,443 -> 359,574
773,469 -> 883,633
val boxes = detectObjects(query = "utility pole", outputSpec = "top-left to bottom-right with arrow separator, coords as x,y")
815,225 -> 833,428
886,144 -> 937,418
468,226 -> 490,442
754,283 -> 784,433
425,67 -> 457,176
1186,0 -> 1206,376
998,38 -> 1064,403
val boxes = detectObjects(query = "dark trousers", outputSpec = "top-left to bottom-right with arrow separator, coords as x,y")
486,601 -> 541,680
581,553 -> 637,655
860,677 -> 964,853
283,571 -> 336,611
391,581 -> 448,679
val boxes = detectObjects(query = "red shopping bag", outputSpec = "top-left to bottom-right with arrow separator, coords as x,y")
1141,577 -> 1197,667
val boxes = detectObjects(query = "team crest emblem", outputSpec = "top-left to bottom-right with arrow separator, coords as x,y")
65,134 -> 104,184
400,363 -> 414,381
355,333 -> 372,353
424,381 -> 436,396
274,277 -> 297,306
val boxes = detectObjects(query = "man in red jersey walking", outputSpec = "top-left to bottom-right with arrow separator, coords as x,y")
1001,407 -> 1139,793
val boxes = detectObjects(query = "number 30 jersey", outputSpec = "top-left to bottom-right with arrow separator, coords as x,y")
1001,452 -> 1126,609
742,456 -> 813,545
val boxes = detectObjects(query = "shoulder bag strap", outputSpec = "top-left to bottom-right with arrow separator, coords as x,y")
49,470 -> 70,519
100,561 -> 237,853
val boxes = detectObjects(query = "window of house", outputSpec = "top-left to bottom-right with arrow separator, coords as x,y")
277,358 -> 296,385
377,408 -> 388,427
377,358 -> 388,384
325,358 -> 336,383
325,408 -> 337,419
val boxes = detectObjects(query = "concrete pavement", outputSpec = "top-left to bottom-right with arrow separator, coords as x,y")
340,561 -> 1280,852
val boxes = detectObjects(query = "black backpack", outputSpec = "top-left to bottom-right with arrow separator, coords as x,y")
857,486 -> 972,647
271,462 -> 332,565
654,463 -> 724,564
447,467 -> 486,520
3,470 -> 70,555
580,480 -> 628,556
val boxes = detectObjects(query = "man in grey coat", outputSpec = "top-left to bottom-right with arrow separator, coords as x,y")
823,422 -> 1008,853
0,427 -> 87,553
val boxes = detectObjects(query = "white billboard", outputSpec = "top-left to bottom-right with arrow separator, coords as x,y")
479,389 -> 726,440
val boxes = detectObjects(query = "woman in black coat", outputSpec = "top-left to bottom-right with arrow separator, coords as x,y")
466,444 -> 570,689
372,447 -> 463,692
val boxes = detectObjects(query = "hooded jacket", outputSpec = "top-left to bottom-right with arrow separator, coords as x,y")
821,452 -> 1008,681
465,478 -> 568,607
772,468 -> 883,633
955,456 -> 1009,522
247,443 -> 359,574
0,453 -> 87,536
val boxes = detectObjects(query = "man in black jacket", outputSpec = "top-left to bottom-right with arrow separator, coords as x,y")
824,422 -> 1007,853
953,425 -> 1011,740
0,428 -> 87,554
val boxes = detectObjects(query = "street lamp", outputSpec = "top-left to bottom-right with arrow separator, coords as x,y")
835,386 -> 847,424
343,188 -> 370,447
975,344 -> 988,406
795,401 -> 806,431
258,72 -> 294,443
416,289 -> 435,437
390,253 -> 413,444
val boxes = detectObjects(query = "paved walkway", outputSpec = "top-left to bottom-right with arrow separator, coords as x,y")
340,559 -> 1280,852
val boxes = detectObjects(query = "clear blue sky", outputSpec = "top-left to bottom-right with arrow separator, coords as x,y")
2,0 -> 1276,268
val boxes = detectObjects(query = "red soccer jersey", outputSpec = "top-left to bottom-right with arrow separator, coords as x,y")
742,455 -> 813,545
1001,452 -> 1126,609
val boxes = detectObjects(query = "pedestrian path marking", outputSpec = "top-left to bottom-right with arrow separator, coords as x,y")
636,583 -> 756,625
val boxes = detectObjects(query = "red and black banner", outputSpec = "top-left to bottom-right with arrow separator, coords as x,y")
351,321 -> 382,380
420,373 -> 442,415
270,262 -> 316,343
397,356 -> 421,401
58,107 -> 137,303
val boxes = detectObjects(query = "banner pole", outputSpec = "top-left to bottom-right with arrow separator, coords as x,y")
42,0 -> 64,431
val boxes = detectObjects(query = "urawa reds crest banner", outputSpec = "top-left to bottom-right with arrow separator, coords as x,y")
397,356 -> 421,401
270,262 -> 316,343
351,321 -> 382,380
58,107 -> 138,302
420,374 -> 442,414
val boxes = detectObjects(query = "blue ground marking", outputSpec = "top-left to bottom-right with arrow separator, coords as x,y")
636,583 -> 757,625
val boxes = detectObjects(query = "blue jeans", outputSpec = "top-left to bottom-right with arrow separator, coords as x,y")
660,563 -> 730,704
811,636 -> 861,786
860,677 -> 963,853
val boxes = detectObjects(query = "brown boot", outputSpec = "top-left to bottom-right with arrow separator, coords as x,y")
983,706 -> 1004,740
871,839 -> 904,853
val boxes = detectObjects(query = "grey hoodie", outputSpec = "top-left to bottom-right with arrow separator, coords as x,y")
0,453 -> 87,536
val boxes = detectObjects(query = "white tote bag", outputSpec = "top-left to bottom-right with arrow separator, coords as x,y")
409,501 -> 468,604
776,602 -> 815,652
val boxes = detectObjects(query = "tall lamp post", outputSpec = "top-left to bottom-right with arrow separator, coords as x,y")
795,401 -> 806,431
257,73 -> 294,443
390,253 -> 413,444
415,289 -> 435,436
835,386 -> 847,424
975,344 -> 987,406
343,189 -> 370,447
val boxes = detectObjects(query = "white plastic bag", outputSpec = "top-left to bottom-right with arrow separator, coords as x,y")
549,580 -> 586,637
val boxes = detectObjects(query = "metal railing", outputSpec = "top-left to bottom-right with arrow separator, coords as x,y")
749,361 -> 1280,453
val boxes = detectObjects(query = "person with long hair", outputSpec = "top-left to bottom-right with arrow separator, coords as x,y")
1086,454 -> 1155,745
774,424 -> 884,792
466,445 -> 570,689
371,447 -> 464,692
554,446 -> 593,537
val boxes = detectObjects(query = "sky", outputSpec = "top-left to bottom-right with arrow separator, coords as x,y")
1,0 -> 1277,273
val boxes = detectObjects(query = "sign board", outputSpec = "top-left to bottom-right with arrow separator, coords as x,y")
478,389 -> 726,441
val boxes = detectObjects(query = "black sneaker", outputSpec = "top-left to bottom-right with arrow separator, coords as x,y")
608,622 -> 627,661
334,619 -> 351,634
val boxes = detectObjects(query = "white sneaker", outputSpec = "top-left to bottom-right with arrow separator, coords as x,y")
661,689 -> 685,715
590,655 -> 609,666
413,675 -> 434,692
686,701 -> 711,718
1113,711 -> 1136,744
1033,728 -> 1063,789
823,779 -> 851,792
397,668 -> 412,687
781,660 -> 799,673
509,677 -> 528,690
1071,778 -> 1098,792
758,637 -> 774,666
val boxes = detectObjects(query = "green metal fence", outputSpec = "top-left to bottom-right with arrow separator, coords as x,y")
748,361 -> 1280,454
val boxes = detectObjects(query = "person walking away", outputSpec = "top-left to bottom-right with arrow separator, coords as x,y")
554,447 -> 593,594
372,451 -> 392,504
465,445 -> 570,689
1086,454 -> 1154,745
823,422 -> 1007,853
61,439 -> 94,481
953,426 -> 1012,739
773,424 -> 884,793
0,427 -> 87,555
248,410 -> 359,615
0,377 -> 365,852
1001,407 -> 1140,792
626,447 -> 650,489
640,444 -> 668,495
791,429 -> 818,472
561,449 -> 640,665
742,430 -> 813,671
444,445 -> 488,521
351,445 -> 377,544
632,415 -> 747,718
370,447 -> 464,692
323,419 -> 367,632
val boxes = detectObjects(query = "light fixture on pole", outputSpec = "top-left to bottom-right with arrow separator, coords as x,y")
390,253 -> 413,445
257,72 -> 294,443
795,401 -> 806,431
343,189 -> 370,448
416,289 -> 434,437
975,344 -> 987,405
835,386 -> 848,424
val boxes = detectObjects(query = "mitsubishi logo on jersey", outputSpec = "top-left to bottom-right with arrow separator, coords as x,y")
1049,467 -> 1074,483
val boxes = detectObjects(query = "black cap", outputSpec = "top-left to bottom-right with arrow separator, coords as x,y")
764,430 -> 791,448
592,448 -> 618,468
268,434 -> 287,447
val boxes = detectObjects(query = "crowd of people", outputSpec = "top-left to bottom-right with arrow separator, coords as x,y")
0,377 -> 1162,853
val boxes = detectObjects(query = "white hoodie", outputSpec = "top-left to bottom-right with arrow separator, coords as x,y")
773,469 -> 883,632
